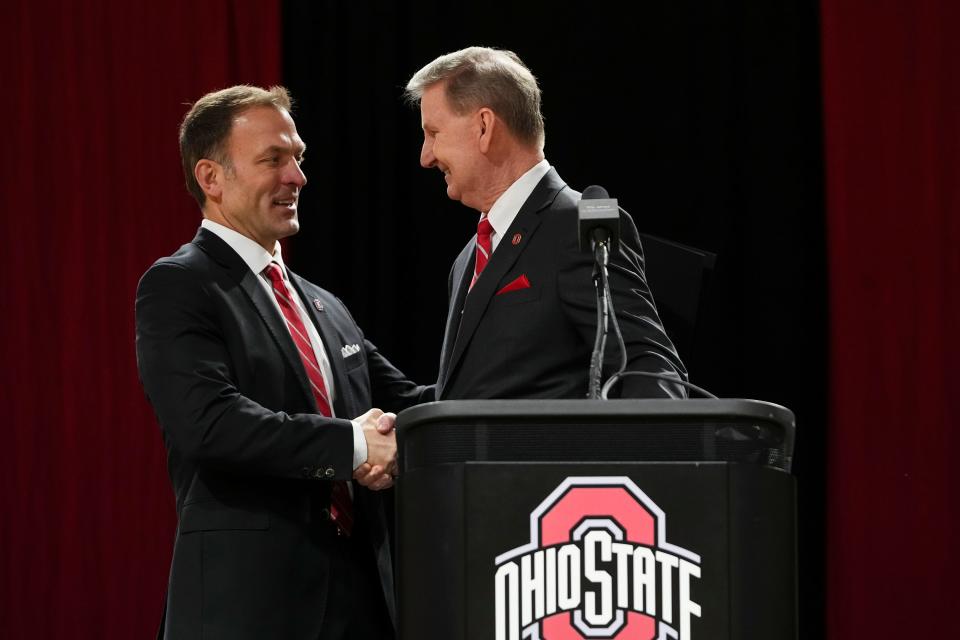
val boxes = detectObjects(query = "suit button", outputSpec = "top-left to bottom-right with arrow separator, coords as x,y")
324,467 -> 335,478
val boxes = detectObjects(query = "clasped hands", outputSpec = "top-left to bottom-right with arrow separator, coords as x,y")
353,408 -> 398,491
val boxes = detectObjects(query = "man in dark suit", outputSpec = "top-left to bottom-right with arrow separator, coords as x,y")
404,47 -> 688,399
136,85 -> 428,640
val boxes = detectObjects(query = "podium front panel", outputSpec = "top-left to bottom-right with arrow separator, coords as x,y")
397,462 -> 795,640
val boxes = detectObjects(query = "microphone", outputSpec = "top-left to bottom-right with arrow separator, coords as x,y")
580,184 -> 622,399
578,185 -> 620,253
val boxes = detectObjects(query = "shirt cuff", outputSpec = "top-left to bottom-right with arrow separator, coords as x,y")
351,418 -> 368,470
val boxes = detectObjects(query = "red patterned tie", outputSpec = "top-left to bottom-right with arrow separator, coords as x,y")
470,215 -> 494,290
264,263 -> 353,536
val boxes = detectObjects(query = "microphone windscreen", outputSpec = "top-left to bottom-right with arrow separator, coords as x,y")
582,185 -> 610,200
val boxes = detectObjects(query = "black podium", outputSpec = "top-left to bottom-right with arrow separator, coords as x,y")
395,399 -> 796,640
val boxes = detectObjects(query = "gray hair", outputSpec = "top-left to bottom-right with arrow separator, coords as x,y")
405,46 -> 545,149
179,85 -> 293,209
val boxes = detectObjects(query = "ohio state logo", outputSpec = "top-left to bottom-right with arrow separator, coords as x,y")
494,477 -> 702,640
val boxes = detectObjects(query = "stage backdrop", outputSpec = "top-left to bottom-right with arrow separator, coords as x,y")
2,0 -> 957,639
0,1 -> 280,637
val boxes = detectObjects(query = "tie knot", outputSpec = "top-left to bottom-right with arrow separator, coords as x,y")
477,216 -> 493,238
264,262 -> 284,287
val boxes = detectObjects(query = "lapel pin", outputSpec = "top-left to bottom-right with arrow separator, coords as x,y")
313,299 -> 324,312
512,233 -> 522,246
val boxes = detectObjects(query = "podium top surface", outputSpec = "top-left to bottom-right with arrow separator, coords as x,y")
397,398 -> 794,431
396,399 -> 796,472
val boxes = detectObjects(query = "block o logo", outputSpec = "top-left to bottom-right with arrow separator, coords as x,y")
494,477 -> 702,640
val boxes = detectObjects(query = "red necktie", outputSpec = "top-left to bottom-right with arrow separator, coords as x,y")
264,263 -> 353,536
470,216 -> 494,290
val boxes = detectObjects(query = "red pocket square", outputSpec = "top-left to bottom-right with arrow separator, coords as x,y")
496,274 -> 531,295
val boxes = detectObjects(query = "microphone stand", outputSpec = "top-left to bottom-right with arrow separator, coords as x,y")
587,235 -> 611,399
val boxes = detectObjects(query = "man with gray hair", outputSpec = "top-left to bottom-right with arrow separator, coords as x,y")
405,46 -> 687,399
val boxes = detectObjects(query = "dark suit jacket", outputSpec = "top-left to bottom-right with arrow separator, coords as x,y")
437,169 -> 687,399
135,228 -> 428,640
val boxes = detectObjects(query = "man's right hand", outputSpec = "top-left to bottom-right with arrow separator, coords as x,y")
353,409 -> 397,490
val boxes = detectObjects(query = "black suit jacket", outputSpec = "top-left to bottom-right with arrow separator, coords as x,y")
437,169 -> 687,399
135,228 -> 428,639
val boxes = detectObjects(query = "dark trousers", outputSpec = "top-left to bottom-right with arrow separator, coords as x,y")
316,521 -> 394,640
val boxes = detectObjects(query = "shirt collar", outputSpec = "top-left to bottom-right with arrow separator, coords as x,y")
484,159 -> 551,237
200,218 -> 287,278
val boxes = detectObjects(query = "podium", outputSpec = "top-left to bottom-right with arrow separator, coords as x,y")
395,399 -> 796,640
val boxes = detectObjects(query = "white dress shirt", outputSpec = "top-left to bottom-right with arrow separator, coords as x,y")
483,159 -> 551,253
200,219 -> 367,469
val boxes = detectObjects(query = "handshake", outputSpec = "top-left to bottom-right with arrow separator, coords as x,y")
353,408 -> 399,491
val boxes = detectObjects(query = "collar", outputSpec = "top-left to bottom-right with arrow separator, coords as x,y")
483,159 -> 551,239
200,219 -> 287,278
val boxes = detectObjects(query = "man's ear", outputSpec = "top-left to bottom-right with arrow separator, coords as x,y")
478,108 -> 497,153
195,159 -> 224,201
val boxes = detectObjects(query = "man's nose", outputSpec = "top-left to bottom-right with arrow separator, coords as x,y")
286,160 -> 307,187
420,139 -> 436,169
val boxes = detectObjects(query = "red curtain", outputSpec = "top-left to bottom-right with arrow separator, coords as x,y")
821,0 -> 960,636
0,2 -> 280,637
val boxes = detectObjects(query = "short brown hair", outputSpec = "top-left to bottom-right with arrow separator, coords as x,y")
405,47 -> 545,149
178,85 -> 292,208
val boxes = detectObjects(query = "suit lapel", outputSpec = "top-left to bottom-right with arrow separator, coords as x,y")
287,272 -> 356,419
436,244 -> 474,395
193,229 -> 317,410
440,170 -> 566,396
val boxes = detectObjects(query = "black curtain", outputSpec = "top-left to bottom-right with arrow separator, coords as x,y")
282,1 -> 825,635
